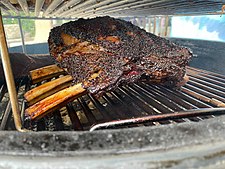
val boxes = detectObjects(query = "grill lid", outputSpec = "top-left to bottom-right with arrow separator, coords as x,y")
0,0 -> 225,19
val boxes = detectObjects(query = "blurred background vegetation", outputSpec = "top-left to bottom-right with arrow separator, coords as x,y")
3,18 -> 35,37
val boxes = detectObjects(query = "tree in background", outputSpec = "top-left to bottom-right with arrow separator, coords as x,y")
3,18 -> 35,37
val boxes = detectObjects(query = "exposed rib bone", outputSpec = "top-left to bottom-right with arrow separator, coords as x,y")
30,64 -> 65,84
25,72 -> 99,120
25,82 -> 86,120
24,75 -> 73,106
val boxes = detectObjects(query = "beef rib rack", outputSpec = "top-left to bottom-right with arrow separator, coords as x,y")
48,16 -> 192,96
25,16 -> 192,120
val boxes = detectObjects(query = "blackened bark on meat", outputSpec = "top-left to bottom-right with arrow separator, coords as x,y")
48,16 -> 192,96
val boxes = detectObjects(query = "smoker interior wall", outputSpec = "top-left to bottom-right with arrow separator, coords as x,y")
170,38 -> 225,75
8,39 -> 225,75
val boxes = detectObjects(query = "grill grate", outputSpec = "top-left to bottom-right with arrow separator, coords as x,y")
1,67 -> 225,131
0,0 -> 224,19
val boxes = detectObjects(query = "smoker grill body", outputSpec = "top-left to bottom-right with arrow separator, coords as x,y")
1,0 -> 225,168
1,115 -> 225,168
1,37 -> 225,169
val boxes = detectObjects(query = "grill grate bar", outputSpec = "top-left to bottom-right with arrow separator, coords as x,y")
124,84 -> 190,124
181,87 -> 218,107
139,82 -> 204,122
127,84 -> 177,114
81,2 -> 222,18
0,84 -> 7,102
102,93 -> 130,119
34,0 -> 45,17
1,67 -> 225,131
37,67 -> 225,131
188,80 -> 225,99
160,86 -> 212,108
0,0 -> 19,15
189,76 -> 225,93
0,79 -> 26,130
53,110 -> 65,131
184,84 -> 225,104
111,90 -> 149,117
105,93 -> 135,119
143,83 -> 198,109
134,83 -> 185,112
66,103 -> 83,131
43,0 -> 64,17
87,94 -> 115,121
1,0 -> 224,19
77,97 -> 97,125
17,0 -> 29,15
49,0 -> 82,17
90,108 -> 225,131
135,83 -> 212,123
36,118 -> 46,131
119,86 -> 162,114
188,67 -> 225,83
0,101 -> 11,130
73,0 -> 170,18
78,0 -> 222,18
111,89 -> 155,127
159,85 -> 215,121
100,1 -> 219,15
191,75 -> 225,88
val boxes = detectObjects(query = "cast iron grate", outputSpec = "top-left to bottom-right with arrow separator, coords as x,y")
1,67 -> 225,131
1,0 -> 224,18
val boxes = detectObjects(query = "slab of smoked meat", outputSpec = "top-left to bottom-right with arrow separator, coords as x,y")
48,16 -> 192,96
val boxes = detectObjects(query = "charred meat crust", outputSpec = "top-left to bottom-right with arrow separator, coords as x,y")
48,16 -> 192,96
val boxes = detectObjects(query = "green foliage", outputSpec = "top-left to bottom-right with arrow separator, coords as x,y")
3,18 -> 35,37
21,19 -> 35,37
3,18 -> 18,24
